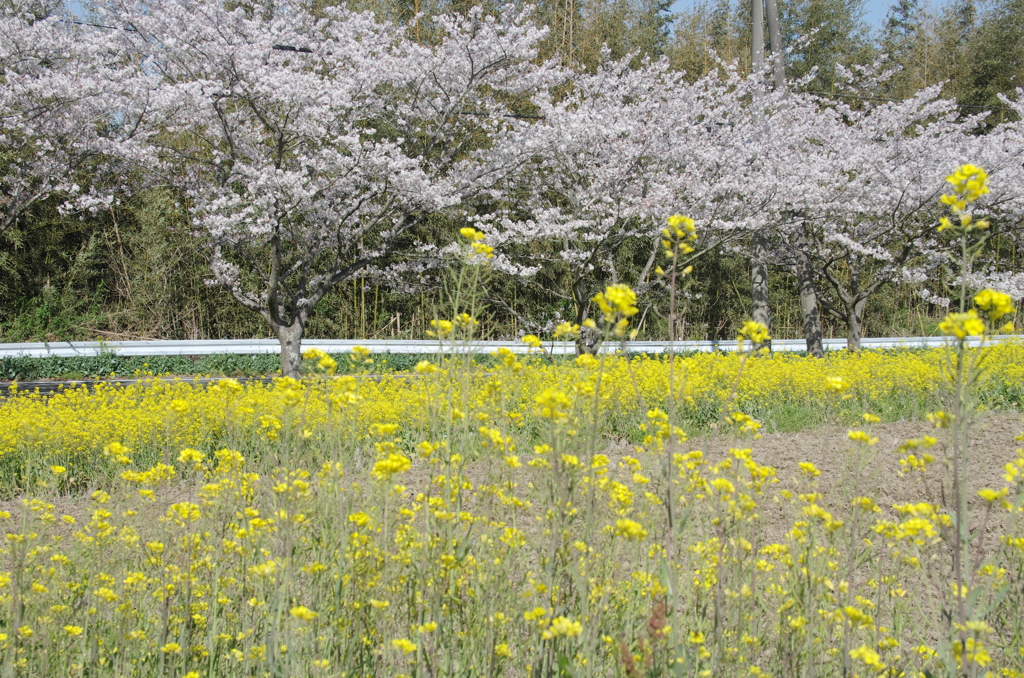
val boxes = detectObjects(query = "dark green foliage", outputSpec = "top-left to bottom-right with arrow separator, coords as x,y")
0,352 -> 443,381
963,0 -> 1024,121
878,0 -> 924,97
779,0 -> 874,93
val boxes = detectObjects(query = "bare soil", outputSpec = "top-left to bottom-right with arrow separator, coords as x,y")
665,411 -> 1024,550
687,412 -> 1023,504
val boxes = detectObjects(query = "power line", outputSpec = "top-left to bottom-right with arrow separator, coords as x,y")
71,19 -> 136,32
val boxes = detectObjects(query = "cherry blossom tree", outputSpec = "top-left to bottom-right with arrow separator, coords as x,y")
0,2 -> 144,235
475,56 -> 684,342
942,89 -> 1024,302
478,57 -> 778,347
92,0 -> 554,375
787,84 -> 1024,350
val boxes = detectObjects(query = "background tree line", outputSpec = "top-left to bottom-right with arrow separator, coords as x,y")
0,0 -> 1021,349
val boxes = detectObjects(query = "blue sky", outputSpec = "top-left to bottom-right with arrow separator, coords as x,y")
860,0 -> 898,26
668,0 -> 897,29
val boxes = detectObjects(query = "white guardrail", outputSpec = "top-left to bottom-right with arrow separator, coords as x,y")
0,335 -> 1015,359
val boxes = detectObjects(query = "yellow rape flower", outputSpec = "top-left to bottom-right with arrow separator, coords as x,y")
348,512 -> 371,527
428,319 -> 453,338
177,448 -> 204,464
613,519 -> 648,541
593,284 -> 639,321
522,335 -> 543,349
471,241 -> 494,260
666,213 -> 696,237
849,644 -> 886,671
939,310 -> 985,340
553,322 -> 580,339
978,487 -> 1009,502
350,345 -> 373,364
848,430 -> 878,446
944,164 -> 989,206
94,587 -> 119,602
737,320 -> 770,347
371,453 -> 411,480
290,606 -> 318,622
825,375 -> 850,394
414,360 -> 438,375
542,616 -> 582,639
953,637 -> 992,668
535,388 -> 573,423
974,288 -> 1015,325
391,638 -> 417,654
798,462 -> 821,477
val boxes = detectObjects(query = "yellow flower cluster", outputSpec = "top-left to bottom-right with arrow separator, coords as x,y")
938,310 -> 985,339
940,288 -> 1017,339
737,320 -> 770,348
593,283 -> 639,324
5,343 -> 1024,492
459,227 -> 494,261
938,164 -> 990,232
656,214 -> 698,277
943,164 -> 989,208
302,348 -> 337,375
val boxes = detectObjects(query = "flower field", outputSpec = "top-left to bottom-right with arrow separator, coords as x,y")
3,337 -> 1024,677
4,343 -> 1024,494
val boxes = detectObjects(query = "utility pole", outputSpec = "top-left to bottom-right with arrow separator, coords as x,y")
764,0 -> 826,357
750,0 -> 772,348
752,0 -> 765,70
765,0 -> 786,90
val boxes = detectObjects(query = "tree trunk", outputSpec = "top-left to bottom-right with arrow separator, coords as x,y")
846,300 -> 865,352
844,259 -> 867,352
751,231 -> 772,350
572,275 -> 602,355
273,321 -> 305,378
765,0 -> 786,90
793,228 -> 823,358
